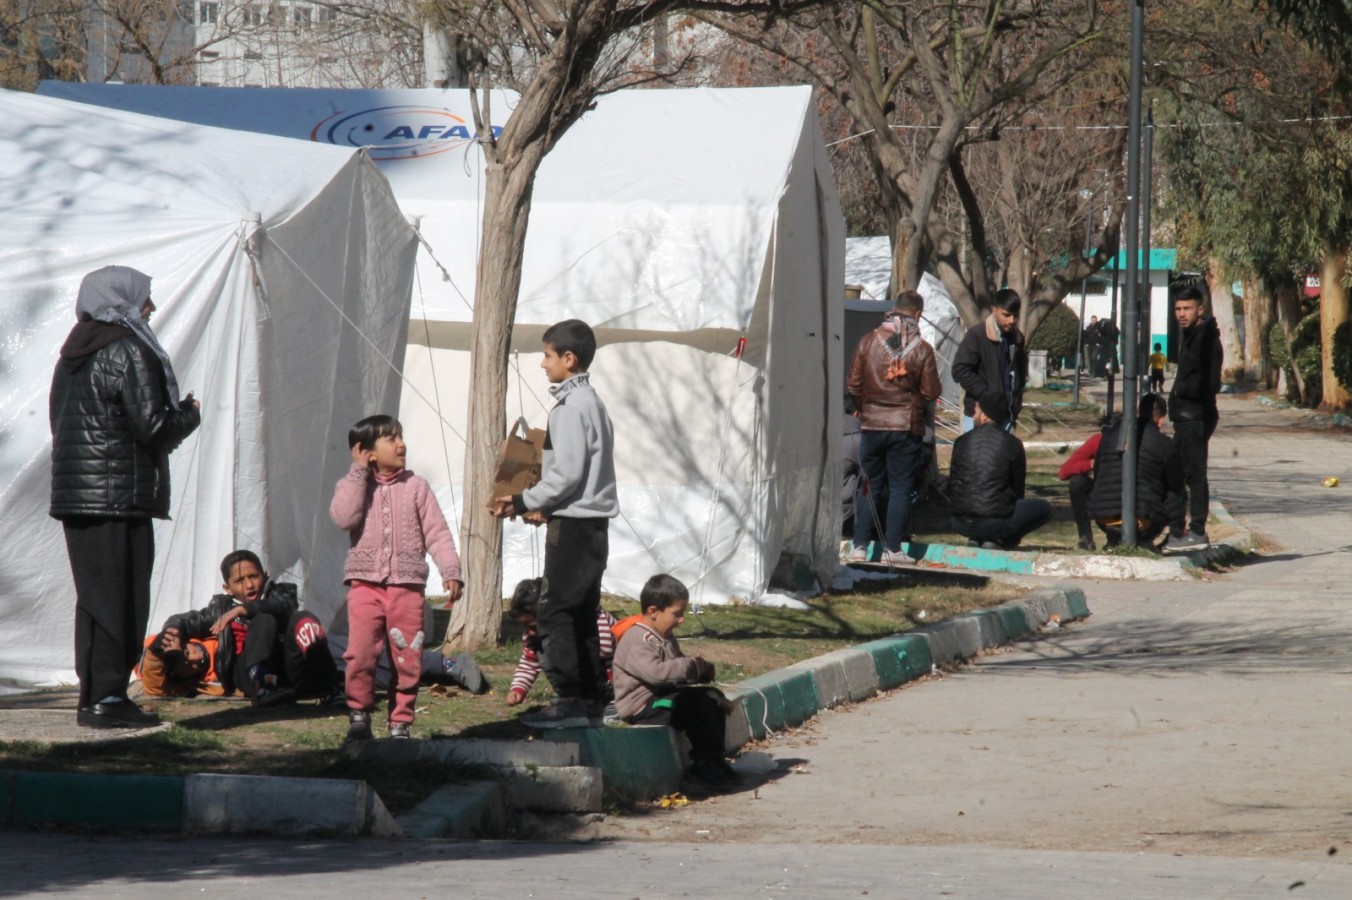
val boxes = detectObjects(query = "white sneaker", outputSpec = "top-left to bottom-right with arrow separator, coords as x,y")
880,549 -> 915,566
845,545 -> 869,563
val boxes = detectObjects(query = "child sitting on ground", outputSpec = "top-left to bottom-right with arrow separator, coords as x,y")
330,414 -> 463,741
505,577 -> 617,715
613,574 -> 741,791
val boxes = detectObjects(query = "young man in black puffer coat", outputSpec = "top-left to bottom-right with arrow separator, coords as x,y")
1088,393 -> 1186,547
947,394 -> 1052,550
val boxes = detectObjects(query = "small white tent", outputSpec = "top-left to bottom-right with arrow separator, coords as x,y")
0,90 -> 416,691
844,236 -> 965,410
41,83 -> 847,605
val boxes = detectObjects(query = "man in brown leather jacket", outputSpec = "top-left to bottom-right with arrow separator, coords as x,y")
845,290 -> 943,566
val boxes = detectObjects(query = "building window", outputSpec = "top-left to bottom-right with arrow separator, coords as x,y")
317,6 -> 336,23
199,1 -> 218,24
199,50 -> 220,59
243,50 -> 262,60
243,4 -> 263,25
294,5 -> 311,28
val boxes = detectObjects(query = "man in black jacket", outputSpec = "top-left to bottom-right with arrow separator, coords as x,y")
157,550 -> 341,707
50,266 -> 200,729
953,289 -> 1027,433
947,395 -> 1052,549
1088,393 -> 1186,547
1163,287 -> 1223,553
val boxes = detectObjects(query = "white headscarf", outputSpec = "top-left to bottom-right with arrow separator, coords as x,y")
74,265 -> 180,403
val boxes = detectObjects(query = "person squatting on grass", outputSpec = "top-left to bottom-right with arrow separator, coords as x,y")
155,550 -> 341,707
613,574 -> 742,793
1088,392 -> 1186,548
491,320 -> 618,730
331,415 -> 462,741
505,577 -> 617,712
947,395 -> 1052,550
50,266 -> 201,730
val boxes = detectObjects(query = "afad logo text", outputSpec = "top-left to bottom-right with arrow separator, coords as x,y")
310,105 -> 504,161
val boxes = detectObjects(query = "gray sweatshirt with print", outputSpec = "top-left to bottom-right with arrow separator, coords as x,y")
516,372 -> 618,518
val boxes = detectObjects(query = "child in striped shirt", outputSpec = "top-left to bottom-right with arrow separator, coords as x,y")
505,578 -> 616,710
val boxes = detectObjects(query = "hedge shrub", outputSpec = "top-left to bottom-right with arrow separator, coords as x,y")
1028,303 -> 1081,365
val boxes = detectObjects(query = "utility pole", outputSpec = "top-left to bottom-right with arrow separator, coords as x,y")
1139,108 -> 1156,392
1120,0 -> 1146,545
1074,191 -> 1092,407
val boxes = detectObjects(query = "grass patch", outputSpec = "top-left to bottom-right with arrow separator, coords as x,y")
0,575 -> 1022,814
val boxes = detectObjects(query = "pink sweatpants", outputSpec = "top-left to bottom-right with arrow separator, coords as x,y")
344,581 -> 426,726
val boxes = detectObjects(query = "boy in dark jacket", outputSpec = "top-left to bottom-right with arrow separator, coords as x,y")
1088,393 -> 1186,547
1164,287 -> 1223,553
947,395 -> 1051,549
953,289 -> 1027,432
156,550 -> 340,707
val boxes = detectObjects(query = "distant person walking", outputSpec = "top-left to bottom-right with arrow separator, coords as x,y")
1094,316 -> 1120,378
953,289 -> 1027,433
845,290 -> 942,566
1081,316 -> 1100,375
50,266 -> 201,729
1164,286 -> 1222,553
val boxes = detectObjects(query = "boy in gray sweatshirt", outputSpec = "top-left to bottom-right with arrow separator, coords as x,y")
492,319 -> 618,728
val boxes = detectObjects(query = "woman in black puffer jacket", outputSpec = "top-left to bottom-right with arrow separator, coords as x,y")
49,266 -> 200,729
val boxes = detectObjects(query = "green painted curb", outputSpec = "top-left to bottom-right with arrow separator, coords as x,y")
1063,588 -> 1091,619
730,680 -> 786,740
856,634 -> 933,690
992,603 -> 1035,639
736,670 -> 818,727
545,726 -> 682,800
7,771 -> 183,830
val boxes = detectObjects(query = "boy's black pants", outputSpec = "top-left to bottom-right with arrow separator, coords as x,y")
1171,417 -> 1217,536
63,517 -> 154,708
538,517 -> 609,703
630,687 -> 728,762
1066,473 -> 1094,543
233,610 -> 337,698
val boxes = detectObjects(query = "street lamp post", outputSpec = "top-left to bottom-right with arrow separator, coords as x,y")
1074,190 -> 1093,407
1120,0 -> 1146,546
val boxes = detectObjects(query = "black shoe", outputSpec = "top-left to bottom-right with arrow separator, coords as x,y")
1077,538 -> 1096,551
253,685 -> 296,708
685,759 -> 738,793
520,697 -> 596,729
346,710 -> 373,742
77,699 -> 161,729
1163,532 -> 1210,554
319,684 -> 348,708
443,652 -> 489,694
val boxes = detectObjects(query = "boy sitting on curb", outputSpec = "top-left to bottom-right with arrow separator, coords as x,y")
613,574 -> 741,792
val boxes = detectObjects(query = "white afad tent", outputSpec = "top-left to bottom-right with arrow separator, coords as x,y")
0,90 -> 416,691
40,82 -> 847,609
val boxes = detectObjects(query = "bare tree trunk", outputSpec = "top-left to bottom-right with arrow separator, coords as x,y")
1320,246 -> 1350,409
1241,276 -> 1273,385
895,116 -> 967,291
1205,262 -> 1244,383
1275,280 -> 1307,403
442,81 -> 553,650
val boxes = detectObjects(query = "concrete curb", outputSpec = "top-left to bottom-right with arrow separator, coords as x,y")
0,770 -> 399,837
897,497 -> 1250,581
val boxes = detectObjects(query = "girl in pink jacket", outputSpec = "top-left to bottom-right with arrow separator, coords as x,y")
330,415 -> 462,741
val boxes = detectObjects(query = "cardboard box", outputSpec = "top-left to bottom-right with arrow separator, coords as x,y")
487,418 -> 546,508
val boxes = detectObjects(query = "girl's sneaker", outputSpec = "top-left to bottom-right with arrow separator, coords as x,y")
346,710 -> 373,742
389,722 -> 412,739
